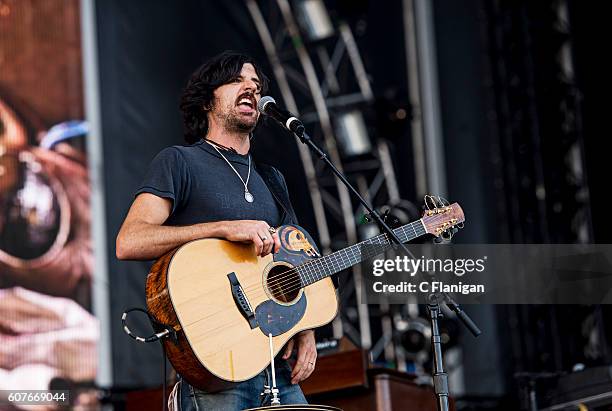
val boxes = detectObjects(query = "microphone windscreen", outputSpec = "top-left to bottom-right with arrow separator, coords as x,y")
257,96 -> 276,113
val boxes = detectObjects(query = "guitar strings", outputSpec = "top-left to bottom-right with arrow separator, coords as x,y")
240,218 -> 433,296
241,224 -> 408,294
241,213 -> 449,295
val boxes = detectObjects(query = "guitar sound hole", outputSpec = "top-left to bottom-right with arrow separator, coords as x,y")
266,264 -> 301,304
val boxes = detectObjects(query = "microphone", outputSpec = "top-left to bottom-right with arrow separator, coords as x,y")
257,96 -> 304,136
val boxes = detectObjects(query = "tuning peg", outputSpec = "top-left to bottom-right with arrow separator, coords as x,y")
433,236 -> 446,244
439,227 -> 459,242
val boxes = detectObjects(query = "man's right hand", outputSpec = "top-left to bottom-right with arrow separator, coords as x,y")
221,220 -> 280,257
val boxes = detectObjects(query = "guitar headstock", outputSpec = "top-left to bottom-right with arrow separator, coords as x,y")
421,195 -> 465,241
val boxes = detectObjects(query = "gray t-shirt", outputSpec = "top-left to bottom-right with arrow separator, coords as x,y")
136,141 -> 282,227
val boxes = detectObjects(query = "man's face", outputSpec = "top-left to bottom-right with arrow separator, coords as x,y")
210,63 -> 262,134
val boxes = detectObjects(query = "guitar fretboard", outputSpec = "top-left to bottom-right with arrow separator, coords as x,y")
296,220 -> 427,287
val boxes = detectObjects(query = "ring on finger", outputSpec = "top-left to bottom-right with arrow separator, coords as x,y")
268,227 -> 277,234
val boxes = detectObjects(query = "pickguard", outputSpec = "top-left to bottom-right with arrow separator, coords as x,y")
254,293 -> 307,337
279,226 -> 321,259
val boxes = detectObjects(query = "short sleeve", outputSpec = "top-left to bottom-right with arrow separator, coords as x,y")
135,147 -> 191,215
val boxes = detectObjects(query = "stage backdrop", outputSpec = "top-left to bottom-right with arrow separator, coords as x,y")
0,0 -> 99,407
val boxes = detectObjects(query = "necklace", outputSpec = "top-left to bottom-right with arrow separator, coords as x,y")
206,141 -> 254,203
203,138 -> 237,154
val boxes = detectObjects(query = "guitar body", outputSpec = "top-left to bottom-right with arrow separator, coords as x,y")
146,225 -> 338,392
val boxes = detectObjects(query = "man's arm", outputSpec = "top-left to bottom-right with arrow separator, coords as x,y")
116,193 -> 280,260
116,193 -> 220,260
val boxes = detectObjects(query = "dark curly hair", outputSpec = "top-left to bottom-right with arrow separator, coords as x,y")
180,51 -> 270,144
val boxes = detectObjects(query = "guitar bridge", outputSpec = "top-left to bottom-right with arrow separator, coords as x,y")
227,272 -> 257,329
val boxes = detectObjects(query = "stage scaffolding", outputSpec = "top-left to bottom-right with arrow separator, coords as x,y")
246,0 -> 446,368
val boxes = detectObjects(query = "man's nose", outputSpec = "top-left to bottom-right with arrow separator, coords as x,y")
243,80 -> 257,93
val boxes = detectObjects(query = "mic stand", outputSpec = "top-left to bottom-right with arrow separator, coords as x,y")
292,129 -> 482,411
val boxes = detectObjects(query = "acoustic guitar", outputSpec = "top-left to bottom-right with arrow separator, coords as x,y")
146,202 -> 464,392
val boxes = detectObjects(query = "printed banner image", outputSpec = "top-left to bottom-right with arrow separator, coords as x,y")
0,0 -> 99,409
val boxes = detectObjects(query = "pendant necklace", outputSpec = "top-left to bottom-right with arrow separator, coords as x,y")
207,141 -> 254,203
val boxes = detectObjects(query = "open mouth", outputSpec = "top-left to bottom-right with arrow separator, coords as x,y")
236,93 -> 256,111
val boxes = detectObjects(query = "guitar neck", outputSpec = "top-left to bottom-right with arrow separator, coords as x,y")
296,219 -> 427,287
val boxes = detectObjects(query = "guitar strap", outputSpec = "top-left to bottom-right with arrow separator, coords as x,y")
257,163 -> 339,289
255,163 -> 299,226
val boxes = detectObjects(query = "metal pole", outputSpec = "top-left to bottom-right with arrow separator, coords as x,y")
402,0 -> 428,197
428,303 -> 450,411
80,0 -> 113,394
414,0 -> 447,197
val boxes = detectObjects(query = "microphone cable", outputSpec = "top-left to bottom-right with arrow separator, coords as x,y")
122,307 -> 177,411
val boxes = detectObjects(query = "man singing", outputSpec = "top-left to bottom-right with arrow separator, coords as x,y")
116,51 -> 315,410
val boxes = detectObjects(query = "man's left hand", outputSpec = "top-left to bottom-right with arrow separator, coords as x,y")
282,329 -> 316,384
